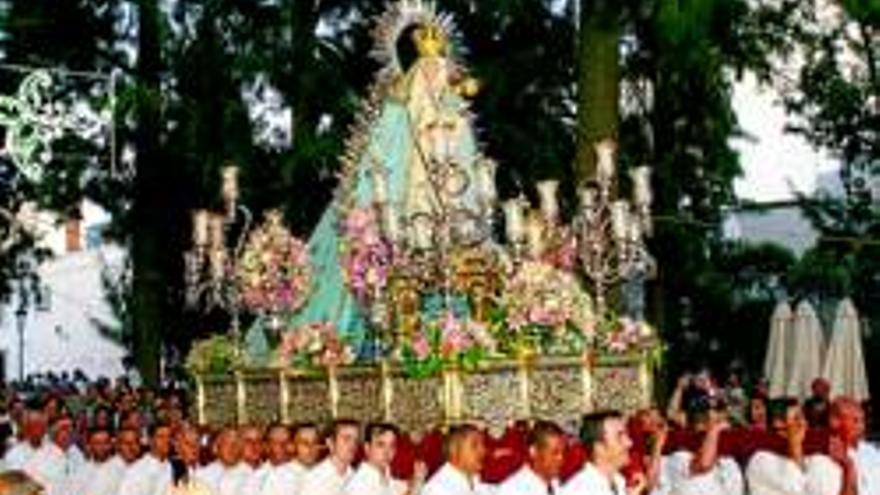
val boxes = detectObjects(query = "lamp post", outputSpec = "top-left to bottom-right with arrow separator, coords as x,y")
15,282 -> 28,382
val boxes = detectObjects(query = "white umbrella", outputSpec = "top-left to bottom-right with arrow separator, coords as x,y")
786,301 -> 825,399
764,301 -> 793,399
822,298 -> 870,401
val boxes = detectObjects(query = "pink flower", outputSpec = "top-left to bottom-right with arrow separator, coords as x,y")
440,311 -> 461,334
442,327 -> 471,356
412,334 -> 431,359
343,208 -> 373,234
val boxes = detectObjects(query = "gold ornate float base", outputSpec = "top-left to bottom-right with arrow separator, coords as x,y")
194,354 -> 653,434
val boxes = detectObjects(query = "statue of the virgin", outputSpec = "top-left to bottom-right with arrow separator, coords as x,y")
246,0 -> 495,361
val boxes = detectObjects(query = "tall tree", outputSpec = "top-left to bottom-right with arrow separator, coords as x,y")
130,0 -> 165,385
575,0 -> 622,183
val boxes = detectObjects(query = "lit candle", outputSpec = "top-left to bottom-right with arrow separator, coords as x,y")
503,198 -> 525,243
412,220 -> 432,249
536,180 -> 559,223
209,214 -> 225,250
578,186 -> 597,210
630,166 -> 652,206
477,159 -> 498,203
209,248 -> 226,280
611,201 -> 629,240
221,165 -> 239,205
193,210 -> 209,246
383,206 -> 400,243
526,214 -> 544,258
629,216 -> 642,243
594,139 -> 617,184
372,167 -> 388,204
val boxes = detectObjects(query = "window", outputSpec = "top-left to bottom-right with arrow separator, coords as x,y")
86,223 -> 108,250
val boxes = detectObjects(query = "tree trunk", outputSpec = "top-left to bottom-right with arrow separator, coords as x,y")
131,0 -> 163,386
574,0 -> 621,185
288,0 -> 320,151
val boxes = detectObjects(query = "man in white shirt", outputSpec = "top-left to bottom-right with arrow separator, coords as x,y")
3,406 -> 49,470
497,420 -> 565,495
117,421 -> 173,495
70,426 -> 125,495
422,423 -> 493,495
746,398 -> 841,495
344,422 -> 423,495
658,403 -> 743,495
291,422 -> 322,468
260,424 -> 306,495
117,426 -> 144,467
34,414 -> 87,495
560,411 -> 633,495
829,397 -> 880,495
196,427 -> 249,495
239,425 -> 268,494
300,419 -> 360,495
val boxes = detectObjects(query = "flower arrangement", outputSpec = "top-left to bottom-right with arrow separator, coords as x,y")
540,227 -> 578,271
499,260 -> 595,355
277,322 -> 356,369
594,317 -> 656,355
185,335 -> 243,374
339,207 -> 394,305
398,311 -> 497,378
236,210 -> 312,315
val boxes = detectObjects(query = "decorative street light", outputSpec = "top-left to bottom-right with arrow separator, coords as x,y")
15,277 -> 28,382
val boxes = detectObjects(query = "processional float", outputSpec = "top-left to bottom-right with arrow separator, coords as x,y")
185,0 -> 661,434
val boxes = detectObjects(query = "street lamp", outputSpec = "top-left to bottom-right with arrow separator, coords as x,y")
15,285 -> 28,382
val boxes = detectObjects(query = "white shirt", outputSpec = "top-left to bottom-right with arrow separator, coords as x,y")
259,461 -> 308,495
852,441 -> 880,495
300,457 -> 353,495
745,450 -> 841,495
3,441 -> 39,470
239,463 -> 269,495
343,462 -> 409,495
559,463 -> 626,495
421,462 -> 494,495
496,465 -> 560,495
116,455 -> 171,495
21,443 -> 65,493
196,462 -> 250,495
71,456 -> 126,495
653,451 -> 743,495
163,479 -> 215,495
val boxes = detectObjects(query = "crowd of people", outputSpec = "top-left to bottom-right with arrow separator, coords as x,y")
0,370 -> 877,495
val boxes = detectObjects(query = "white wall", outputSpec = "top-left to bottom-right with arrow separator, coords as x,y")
0,201 -> 126,381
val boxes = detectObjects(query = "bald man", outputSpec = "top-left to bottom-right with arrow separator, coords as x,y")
829,397 -> 880,495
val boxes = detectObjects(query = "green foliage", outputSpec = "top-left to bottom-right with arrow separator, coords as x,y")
185,334 -> 243,375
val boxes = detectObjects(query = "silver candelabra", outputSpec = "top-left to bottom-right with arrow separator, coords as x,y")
184,165 -> 253,343
573,140 -> 655,317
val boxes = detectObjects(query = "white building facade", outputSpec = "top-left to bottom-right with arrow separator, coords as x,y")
0,200 -> 126,382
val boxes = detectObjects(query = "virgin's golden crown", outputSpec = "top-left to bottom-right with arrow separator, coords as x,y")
413,24 -> 447,57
